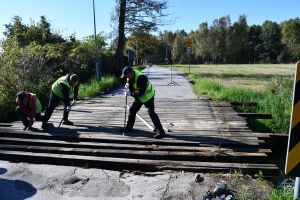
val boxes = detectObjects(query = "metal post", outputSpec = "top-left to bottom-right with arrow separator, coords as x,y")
93,0 -> 101,80
165,34 -> 168,64
188,51 -> 190,74
294,177 -> 300,199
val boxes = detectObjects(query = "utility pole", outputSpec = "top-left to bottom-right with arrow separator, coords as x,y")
93,0 -> 101,80
165,34 -> 168,64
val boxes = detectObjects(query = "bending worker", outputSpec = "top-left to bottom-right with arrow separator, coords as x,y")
120,66 -> 166,139
16,91 -> 42,130
42,74 -> 79,130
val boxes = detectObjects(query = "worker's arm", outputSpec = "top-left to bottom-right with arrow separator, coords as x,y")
61,83 -> 70,106
134,75 -> 148,97
73,84 -> 79,100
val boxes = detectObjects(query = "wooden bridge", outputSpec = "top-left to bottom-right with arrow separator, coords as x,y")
0,94 -> 278,177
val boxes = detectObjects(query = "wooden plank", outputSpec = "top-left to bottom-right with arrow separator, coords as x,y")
0,150 -> 278,175
0,144 -> 268,163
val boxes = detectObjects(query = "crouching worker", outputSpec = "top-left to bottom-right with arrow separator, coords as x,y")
16,91 -> 42,131
120,66 -> 166,139
42,74 -> 79,130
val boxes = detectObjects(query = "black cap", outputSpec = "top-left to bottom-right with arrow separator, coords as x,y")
120,66 -> 132,78
16,91 -> 25,100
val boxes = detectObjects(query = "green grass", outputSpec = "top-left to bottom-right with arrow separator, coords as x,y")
269,181 -> 294,200
168,64 -> 295,134
78,75 -> 119,99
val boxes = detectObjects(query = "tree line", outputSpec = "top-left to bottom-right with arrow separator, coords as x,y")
133,15 -> 300,64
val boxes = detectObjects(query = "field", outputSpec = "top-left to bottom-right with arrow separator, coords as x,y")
169,64 -> 296,134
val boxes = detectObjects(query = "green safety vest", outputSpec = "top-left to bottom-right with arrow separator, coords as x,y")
30,93 -> 42,113
51,75 -> 74,99
131,70 -> 155,103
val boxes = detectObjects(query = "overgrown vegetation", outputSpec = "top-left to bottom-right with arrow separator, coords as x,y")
172,64 -> 294,134
0,16 -> 118,122
78,76 -> 119,99
269,180 -> 294,200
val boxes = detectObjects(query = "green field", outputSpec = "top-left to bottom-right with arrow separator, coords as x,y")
168,64 -> 296,134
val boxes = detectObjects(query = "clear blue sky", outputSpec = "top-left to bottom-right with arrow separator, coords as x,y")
0,0 -> 299,40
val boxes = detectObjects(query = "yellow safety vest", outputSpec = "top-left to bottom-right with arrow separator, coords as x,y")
131,70 -> 155,103
51,75 -> 74,99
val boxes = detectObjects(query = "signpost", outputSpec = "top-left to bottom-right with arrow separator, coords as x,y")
185,38 -> 192,73
285,61 -> 300,199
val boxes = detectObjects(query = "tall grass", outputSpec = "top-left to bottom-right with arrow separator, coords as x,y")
269,180 -> 294,200
78,75 -> 119,99
189,74 -> 293,134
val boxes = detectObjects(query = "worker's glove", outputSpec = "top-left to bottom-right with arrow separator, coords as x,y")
71,99 -> 76,106
66,106 -> 71,113
125,83 -> 129,89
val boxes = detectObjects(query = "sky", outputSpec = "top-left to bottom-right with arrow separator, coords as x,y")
0,0 -> 300,40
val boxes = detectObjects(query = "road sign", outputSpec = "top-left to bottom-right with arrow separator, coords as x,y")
186,47 -> 192,53
286,61 -> 300,176
185,38 -> 192,48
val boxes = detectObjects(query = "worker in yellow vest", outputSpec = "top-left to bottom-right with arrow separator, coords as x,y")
42,74 -> 79,130
120,66 -> 166,139
16,91 -> 42,130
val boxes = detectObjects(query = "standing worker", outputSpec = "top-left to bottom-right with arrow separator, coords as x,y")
42,74 -> 79,130
16,91 -> 42,130
120,66 -> 166,139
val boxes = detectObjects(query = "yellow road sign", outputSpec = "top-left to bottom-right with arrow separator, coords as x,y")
286,61 -> 300,176
185,38 -> 192,48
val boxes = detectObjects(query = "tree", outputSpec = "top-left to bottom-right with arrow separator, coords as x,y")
260,21 -> 282,63
281,18 -> 300,61
126,30 -> 159,63
248,25 -> 263,63
193,22 -> 211,63
227,15 -> 249,63
113,0 -> 168,74
172,30 -> 187,63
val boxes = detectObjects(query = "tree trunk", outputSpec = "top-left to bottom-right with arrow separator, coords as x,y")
115,0 -> 126,74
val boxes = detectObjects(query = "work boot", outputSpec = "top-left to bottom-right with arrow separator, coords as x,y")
154,130 -> 166,139
41,122 -> 48,130
23,125 -> 29,131
63,120 -> 74,125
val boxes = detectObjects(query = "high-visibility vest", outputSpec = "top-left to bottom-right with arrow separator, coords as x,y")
51,75 -> 74,99
131,70 -> 155,103
30,93 -> 42,113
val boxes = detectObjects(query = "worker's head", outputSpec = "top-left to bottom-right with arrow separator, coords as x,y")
120,66 -> 133,79
70,74 -> 79,86
16,91 -> 28,105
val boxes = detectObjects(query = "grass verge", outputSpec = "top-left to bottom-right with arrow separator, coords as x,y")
78,75 -> 119,99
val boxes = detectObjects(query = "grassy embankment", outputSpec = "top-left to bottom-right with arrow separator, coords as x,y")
169,64 -> 295,134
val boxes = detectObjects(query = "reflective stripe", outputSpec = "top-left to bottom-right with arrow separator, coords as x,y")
51,76 -> 74,99
133,70 -> 155,103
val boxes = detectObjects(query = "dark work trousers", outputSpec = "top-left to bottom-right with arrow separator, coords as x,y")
16,107 -> 43,127
43,91 -> 69,123
126,97 -> 164,133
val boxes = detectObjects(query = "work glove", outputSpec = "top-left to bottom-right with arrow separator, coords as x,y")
125,83 -> 129,89
71,99 -> 76,106
66,106 -> 71,113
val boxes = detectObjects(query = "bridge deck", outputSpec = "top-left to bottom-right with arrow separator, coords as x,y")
0,94 -> 278,176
